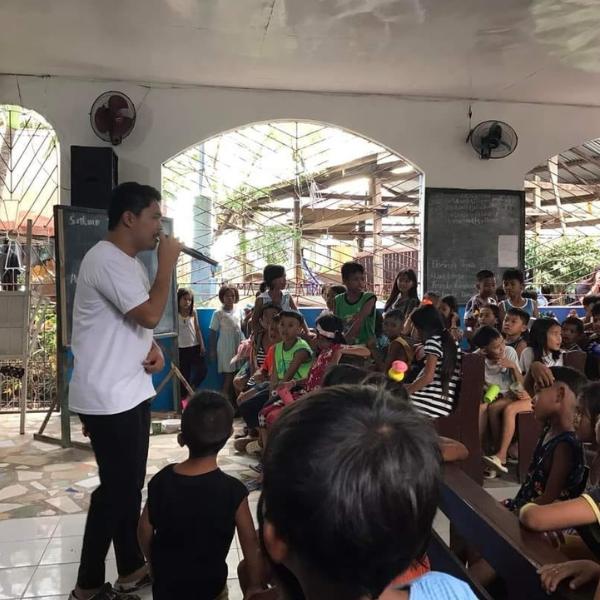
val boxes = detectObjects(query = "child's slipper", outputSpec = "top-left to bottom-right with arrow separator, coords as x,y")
249,463 -> 263,474
234,426 -> 249,440
234,437 -> 256,453
246,441 -> 263,457
483,455 -> 508,474
245,480 -> 262,492
483,468 -> 498,480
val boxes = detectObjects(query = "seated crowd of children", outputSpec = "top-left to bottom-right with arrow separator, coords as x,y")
160,261 -> 600,599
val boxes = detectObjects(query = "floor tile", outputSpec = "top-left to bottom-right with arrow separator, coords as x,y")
0,517 -> 60,542
0,565 -> 36,599
23,562 -> 78,597
52,515 -> 87,539
0,485 -> 28,502
226,547 -> 240,580
45,497 -> 81,515
228,578 -> 243,600
0,540 -> 49,569
40,537 -> 115,566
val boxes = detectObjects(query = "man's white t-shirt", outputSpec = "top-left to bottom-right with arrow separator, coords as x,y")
69,241 -> 155,415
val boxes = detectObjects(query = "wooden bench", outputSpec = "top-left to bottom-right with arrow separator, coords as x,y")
436,352 -> 485,485
432,464 -> 595,599
517,351 -> 588,482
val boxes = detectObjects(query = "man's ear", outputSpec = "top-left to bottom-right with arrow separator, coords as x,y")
121,210 -> 135,228
263,519 -> 288,564
177,432 -> 185,448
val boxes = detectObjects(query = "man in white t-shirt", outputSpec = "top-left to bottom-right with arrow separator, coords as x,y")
69,183 -> 182,600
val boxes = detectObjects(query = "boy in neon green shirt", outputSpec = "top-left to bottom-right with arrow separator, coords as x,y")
334,262 -> 377,347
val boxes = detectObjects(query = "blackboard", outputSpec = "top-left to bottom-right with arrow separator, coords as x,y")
424,189 -> 525,304
54,205 -> 177,347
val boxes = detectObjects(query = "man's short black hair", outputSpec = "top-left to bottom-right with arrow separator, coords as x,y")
107,182 -> 161,231
341,261 -> 364,280
476,269 -> 495,281
502,268 -> 525,284
473,325 -> 502,349
181,391 -> 233,458
550,366 -> 588,399
262,385 -> 441,599
506,307 -> 530,326
562,316 -> 584,335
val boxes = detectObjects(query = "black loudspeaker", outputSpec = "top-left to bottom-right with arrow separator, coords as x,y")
70,146 -> 118,209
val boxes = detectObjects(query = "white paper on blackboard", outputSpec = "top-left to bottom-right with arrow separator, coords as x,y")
498,235 -> 519,267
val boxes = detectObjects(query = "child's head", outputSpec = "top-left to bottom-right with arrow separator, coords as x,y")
260,385 -> 442,599
496,286 -> 507,303
179,390 -> 233,458
532,366 -> 587,424
502,268 -> 525,299
326,285 -> 347,313
261,303 -> 281,329
579,382 -> 600,444
529,317 -> 562,362
423,291 -> 441,308
268,314 -> 282,343
561,316 -> 584,349
340,262 -> 365,293
315,314 -> 346,349
502,307 -> 529,338
473,326 -> 505,361
218,285 -> 239,307
439,295 -> 459,326
177,288 -> 194,316
361,372 -> 409,402
393,268 -> 418,298
278,310 -> 304,343
263,265 -> 287,291
476,270 -> 496,298
478,304 -> 500,329
382,309 -> 405,340
583,294 -> 600,316
322,364 -> 370,387
593,304 -> 600,333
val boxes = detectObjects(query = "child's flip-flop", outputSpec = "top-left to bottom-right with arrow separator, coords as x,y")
483,455 -> 509,474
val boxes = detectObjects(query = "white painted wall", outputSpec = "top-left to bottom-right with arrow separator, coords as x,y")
2,74 -> 600,202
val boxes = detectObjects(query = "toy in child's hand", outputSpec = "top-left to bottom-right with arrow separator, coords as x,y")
388,360 -> 408,382
483,384 -> 501,404
276,385 -> 294,406
589,342 -> 600,358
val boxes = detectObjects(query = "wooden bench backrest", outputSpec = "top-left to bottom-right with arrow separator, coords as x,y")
435,352 -> 485,484
440,465 -> 594,599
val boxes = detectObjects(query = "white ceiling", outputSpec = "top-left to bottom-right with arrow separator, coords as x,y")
3,0 -> 600,105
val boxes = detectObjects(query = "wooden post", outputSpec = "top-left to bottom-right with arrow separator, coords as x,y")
548,157 -> 567,235
19,220 -> 32,435
293,194 -> 302,293
370,177 -> 384,294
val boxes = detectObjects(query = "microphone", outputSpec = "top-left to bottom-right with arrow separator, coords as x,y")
181,245 -> 218,267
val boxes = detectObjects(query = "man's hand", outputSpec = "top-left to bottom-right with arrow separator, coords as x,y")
198,345 -> 206,357
157,231 -> 184,271
143,344 -> 165,374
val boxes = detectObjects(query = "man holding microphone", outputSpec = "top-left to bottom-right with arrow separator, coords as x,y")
68,182 -> 183,600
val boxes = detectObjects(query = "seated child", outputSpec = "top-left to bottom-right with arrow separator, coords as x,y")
584,294 -> 600,333
320,284 -> 347,317
258,314 -> 369,432
381,309 -> 414,372
473,326 -> 524,474
138,391 -> 262,600
504,366 -> 587,511
479,304 -> 501,330
502,307 -> 529,357
498,268 -> 539,321
405,305 -> 462,419
439,295 -> 463,343
520,317 -> 564,375
258,384 -> 477,600
562,316 -> 586,352
464,269 -> 497,329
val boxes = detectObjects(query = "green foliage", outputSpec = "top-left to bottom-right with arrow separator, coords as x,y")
526,236 -> 600,288
239,225 -> 298,267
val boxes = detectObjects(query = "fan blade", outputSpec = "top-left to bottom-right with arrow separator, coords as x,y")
94,107 -> 112,134
108,94 -> 129,113
112,116 -> 134,136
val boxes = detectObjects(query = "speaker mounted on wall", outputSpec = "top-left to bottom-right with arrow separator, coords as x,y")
70,146 -> 118,210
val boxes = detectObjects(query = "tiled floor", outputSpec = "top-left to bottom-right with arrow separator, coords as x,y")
0,413 -> 518,599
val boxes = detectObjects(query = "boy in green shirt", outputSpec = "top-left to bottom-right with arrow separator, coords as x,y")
334,262 -> 377,347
